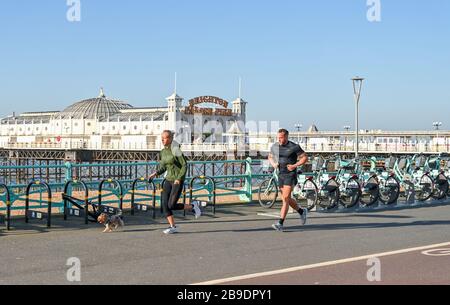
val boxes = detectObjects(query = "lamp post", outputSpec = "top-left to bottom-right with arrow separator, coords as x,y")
295,124 -> 302,144
343,125 -> 351,151
433,122 -> 442,131
433,122 -> 442,152
352,77 -> 365,158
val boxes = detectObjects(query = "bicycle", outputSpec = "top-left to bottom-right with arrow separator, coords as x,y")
425,153 -> 449,200
333,156 -> 362,208
357,157 -> 381,207
258,167 -> 319,211
300,156 -> 340,210
376,156 -> 401,205
394,154 -> 434,202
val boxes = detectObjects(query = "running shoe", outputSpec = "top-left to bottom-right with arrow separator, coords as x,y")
163,226 -> 178,234
272,223 -> 284,232
192,201 -> 202,219
300,208 -> 308,225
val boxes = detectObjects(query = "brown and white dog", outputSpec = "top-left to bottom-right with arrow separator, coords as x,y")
97,213 -> 125,233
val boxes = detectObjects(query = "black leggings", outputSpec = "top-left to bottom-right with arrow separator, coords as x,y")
162,180 -> 185,217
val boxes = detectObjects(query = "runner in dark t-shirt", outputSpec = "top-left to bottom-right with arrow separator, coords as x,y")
268,129 -> 309,232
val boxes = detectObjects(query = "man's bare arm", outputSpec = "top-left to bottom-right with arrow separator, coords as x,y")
287,153 -> 308,172
268,153 -> 279,169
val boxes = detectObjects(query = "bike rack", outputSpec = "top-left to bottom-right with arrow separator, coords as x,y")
62,180 -> 90,224
189,176 -> 216,215
0,183 -> 11,230
130,178 -> 156,218
25,181 -> 52,228
97,179 -> 123,215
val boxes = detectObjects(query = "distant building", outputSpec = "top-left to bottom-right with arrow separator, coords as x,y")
0,89 -> 247,150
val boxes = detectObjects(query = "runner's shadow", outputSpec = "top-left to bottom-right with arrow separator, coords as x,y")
310,214 -> 413,220
289,220 -> 450,232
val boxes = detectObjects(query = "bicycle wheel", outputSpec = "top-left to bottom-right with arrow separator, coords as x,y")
416,174 -> 434,202
432,173 -> 448,200
379,176 -> 400,205
360,176 -> 380,207
301,179 -> 319,211
339,178 -> 361,208
318,178 -> 340,209
258,178 -> 278,208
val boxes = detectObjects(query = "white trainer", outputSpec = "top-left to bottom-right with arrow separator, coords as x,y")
300,208 -> 308,225
163,226 -> 178,234
192,201 -> 202,219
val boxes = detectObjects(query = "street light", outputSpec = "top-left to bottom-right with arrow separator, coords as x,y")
295,124 -> 303,143
433,122 -> 442,131
343,126 -> 351,151
433,122 -> 442,152
352,77 -> 365,158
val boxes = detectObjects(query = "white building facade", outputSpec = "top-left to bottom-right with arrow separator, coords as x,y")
0,89 -> 248,151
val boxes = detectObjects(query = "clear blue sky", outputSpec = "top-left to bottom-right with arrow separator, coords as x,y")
1,0 -> 449,131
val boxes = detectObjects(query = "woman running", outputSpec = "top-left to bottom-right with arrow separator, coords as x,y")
150,130 -> 201,234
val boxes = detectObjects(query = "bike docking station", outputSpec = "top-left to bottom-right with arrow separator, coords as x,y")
25,181 -> 52,228
0,183 -> 11,231
130,177 -> 157,218
62,180 -> 91,224
258,154 -> 450,218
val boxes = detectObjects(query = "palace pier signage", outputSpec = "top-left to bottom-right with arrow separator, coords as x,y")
184,96 -> 233,116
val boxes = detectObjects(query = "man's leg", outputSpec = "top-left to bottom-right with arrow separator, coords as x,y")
272,185 -> 292,231
276,184 -> 306,229
288,195 -> 301,212
280,185 -> 293,221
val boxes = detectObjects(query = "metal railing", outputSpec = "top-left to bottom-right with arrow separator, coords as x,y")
0,159 -> 268,220
4,141 -> 450,154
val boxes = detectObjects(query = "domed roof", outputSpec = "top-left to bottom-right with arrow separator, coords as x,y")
307,124 -> 319,133
59,89 -> 133,119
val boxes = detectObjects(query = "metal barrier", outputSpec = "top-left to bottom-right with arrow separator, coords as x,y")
98,178 -> 123,215
63,180 -> 90,224
0,183 -> 11,230
130,178 -> 156,218
25,181 -> 52,228
189,176 -> 216,215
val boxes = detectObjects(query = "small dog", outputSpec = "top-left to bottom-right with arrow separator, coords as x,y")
97,213 -> 125,233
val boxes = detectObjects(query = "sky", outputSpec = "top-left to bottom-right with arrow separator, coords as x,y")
0,0 -> 449,131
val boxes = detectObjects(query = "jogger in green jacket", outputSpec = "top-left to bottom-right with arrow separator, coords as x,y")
150,130 -> 202,234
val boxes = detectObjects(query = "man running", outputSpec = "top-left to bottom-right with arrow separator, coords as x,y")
268,129 -> 309,232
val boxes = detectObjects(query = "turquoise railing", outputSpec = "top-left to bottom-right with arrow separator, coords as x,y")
0,158 -> 271,214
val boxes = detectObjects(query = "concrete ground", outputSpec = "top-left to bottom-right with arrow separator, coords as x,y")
1,201 -> 450,285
